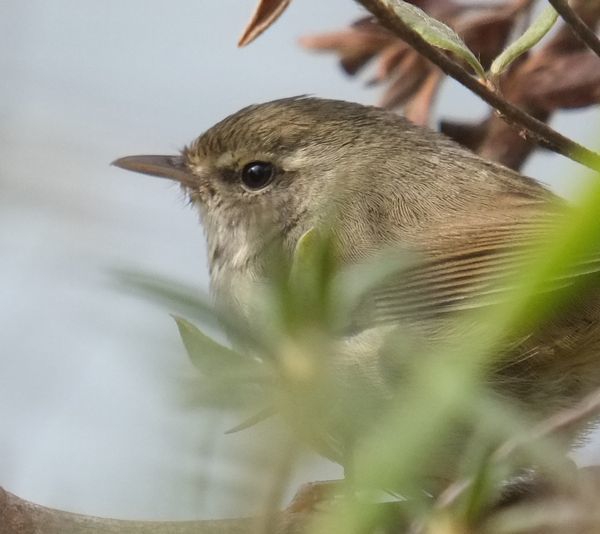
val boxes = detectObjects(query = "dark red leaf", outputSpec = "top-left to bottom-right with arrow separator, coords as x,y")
404,70 -> 443,125
372,43 -> 411,83
300,29 -> 394,75
378,54 -> 430,109
522,52 -> 600,111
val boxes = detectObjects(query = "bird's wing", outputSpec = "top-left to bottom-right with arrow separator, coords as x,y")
354,205 -> 600,327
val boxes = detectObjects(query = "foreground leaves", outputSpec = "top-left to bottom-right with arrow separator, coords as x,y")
173,315 -> 262,379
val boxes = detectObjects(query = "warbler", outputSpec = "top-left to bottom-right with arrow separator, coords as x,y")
114,97 -> 600,484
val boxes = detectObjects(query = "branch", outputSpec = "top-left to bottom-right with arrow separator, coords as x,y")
0,487 -> 307,534
495,386 -> 600,462
434,385 -> 600,511
355,0 -> 600,170
547,0 -> 600,58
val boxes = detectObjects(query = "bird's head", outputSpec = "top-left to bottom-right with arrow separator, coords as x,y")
113,97 -> 401,273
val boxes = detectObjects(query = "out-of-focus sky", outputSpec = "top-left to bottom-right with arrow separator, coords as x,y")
0,0 -> 598,521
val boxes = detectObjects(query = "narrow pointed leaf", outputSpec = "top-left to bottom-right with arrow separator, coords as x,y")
115,270 -> 265,350
383,0 -> 485,78
490,5 -> 559,78
238,0 -> 292,47
174,315 -> 264,379
289,227 -> 320,287
331,248 -> 416,330
224,406 -> 277,434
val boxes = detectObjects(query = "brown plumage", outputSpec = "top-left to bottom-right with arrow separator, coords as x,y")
113,97 -> 600,480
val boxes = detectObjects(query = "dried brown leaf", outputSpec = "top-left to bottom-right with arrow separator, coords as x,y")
372,42 -> 411,83
296,0 -> 598,170
378,54 -> 430,109
300,19 -> 398,76
521,52 -> 600,111
300,29 -> 394,75
238,0 -> 292,47
477,108 -> 548,170
404,70 -> 443,125
440,118 -> 490,152
300,0 -> 519,115
456,9 -> 516,68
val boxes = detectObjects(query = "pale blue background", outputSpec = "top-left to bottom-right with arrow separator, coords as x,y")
0,0 -> 598,520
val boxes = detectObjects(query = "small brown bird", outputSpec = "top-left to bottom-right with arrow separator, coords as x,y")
114,97 -> 600,484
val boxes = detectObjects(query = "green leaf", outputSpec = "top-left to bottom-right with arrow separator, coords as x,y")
311,169 -> 600,533
285,227 -> 338,328
173,315 -> 266,380
181,376 -> 268,409
384,0 -> 485,78
114,270 -> 219,327
331,247 -> 417,331
114,269 -> 266,350
490,5 -> 558,78
224,406 -> 276,434
289,227 -> 320,285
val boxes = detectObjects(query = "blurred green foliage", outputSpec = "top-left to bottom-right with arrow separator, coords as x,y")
114,2 -> 600,529
117,160 -> 600,532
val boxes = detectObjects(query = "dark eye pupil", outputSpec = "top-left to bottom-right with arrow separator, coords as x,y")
241,161 -> 274,190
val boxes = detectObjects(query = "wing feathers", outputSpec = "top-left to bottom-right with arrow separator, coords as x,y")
357,210 -> 600,326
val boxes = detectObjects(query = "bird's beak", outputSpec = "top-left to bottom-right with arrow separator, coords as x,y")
111,154 -> 194,187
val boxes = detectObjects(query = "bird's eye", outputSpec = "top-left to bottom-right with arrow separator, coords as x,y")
241,161 -> 274,190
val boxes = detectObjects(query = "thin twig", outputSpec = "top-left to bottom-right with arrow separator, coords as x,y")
355,0 -> 600,170
259,436 -> 300,534
547,0 -> 600,58
494,387 -> 600,462
434,385 -> 600,512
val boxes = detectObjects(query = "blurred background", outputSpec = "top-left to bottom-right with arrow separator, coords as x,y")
0,0 -> 598,521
